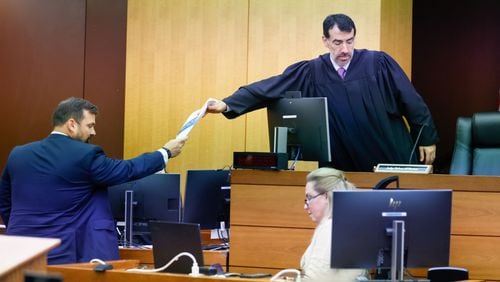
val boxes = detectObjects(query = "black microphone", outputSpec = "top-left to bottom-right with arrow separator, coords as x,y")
408,124 -> 427,164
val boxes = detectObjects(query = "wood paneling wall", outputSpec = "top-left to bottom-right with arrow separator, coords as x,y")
83,0 -> 128,158
380,0 -> 413,75
124,0 -> 413,179
412,0 -> 500,173
0,0 -> 86,170
0,0 -> 126,170
125,0 -> 248,175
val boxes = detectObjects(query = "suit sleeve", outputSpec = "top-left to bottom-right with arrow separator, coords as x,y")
222,60 -> 314,119
86,147 -> 166,186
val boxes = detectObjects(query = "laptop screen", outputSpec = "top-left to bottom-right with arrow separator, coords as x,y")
149,220 -> 204,274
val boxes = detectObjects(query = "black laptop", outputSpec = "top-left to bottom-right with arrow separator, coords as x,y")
149,220 -> 205,274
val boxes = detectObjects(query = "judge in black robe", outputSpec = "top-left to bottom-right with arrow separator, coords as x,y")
207,14 -> 438,172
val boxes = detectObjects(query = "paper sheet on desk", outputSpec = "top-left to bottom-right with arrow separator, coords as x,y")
176,99 -> 215,139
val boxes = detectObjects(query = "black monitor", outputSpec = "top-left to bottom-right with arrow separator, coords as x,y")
267,97 -> 331,162
107,173 -> 181,246
331,189 -> 452,279
182,170 -> 231,230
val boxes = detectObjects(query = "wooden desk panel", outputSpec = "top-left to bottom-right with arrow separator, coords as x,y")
231,184 -> 315,228
229,225 -> 312,269
229,170 -> 500,191
229,170 -> 500,281
452,192 -> 500,236
450,235 -> 500,280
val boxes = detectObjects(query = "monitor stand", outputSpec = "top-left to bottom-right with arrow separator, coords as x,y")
367,220 -> 428,282
273,126 -> 301,170
390,220 -> 405,281
123,190 -> 134,247
273,126 -> 288,155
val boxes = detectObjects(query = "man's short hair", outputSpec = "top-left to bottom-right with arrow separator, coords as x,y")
323,14 -> 356,38
52,97 -> 99,127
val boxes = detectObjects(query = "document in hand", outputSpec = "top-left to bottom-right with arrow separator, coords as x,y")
176,99 -> 215,139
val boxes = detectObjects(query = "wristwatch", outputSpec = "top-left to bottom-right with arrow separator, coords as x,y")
162,147 -> 172,158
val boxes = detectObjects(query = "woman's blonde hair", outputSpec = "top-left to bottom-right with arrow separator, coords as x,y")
306,167 -> 356,216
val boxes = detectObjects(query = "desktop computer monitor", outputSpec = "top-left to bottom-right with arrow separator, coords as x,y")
331,189 -> 452,275
182,170 -> 231,230
107,173 -> 181,245
267,97 -> 331,162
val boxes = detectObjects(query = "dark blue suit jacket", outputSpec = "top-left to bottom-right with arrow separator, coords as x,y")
0,133 -> 165,264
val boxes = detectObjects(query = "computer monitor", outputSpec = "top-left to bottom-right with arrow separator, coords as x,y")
331,189 -> 452,279
182,170 -> 231,230
267,97 -> 331,162
107,173 -> 181,245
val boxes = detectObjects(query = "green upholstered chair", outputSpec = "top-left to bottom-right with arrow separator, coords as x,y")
449,111 -> 500,175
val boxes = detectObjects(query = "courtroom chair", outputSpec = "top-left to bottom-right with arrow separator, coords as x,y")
373,175 -> 399,190
427,266 -> 469,282
449,111 -> 500,175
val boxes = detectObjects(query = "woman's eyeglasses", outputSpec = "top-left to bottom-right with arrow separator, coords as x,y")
304,192 -> 325,206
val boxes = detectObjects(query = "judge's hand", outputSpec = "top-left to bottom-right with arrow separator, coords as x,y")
206,98 -> 227,114
163,136 -> 187,158
418,144 -> 436,164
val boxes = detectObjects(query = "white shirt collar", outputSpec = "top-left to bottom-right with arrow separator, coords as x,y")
51,130 -> 68,136
329,53 -> 353,71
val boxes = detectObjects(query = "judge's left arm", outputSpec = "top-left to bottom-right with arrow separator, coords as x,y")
381,52 -> 439,147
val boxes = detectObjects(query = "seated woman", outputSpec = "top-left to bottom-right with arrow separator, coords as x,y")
301,167 -> 368,281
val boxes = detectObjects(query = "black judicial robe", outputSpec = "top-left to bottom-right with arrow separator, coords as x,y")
222,49 -> 439,172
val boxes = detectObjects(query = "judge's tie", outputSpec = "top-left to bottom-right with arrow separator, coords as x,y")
337,67 -> 346,79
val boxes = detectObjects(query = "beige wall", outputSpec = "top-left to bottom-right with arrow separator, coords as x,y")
124,0 -> 413,181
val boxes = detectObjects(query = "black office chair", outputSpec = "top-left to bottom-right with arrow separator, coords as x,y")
373,175 -> 399,190
450,111 -> 500,175
427,266 -> 469,282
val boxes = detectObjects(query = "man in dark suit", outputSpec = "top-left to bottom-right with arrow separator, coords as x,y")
0,97 -> 187,264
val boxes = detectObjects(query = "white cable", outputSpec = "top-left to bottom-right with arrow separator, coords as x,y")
126,251 -> 200,276
270,268 -> 301,282
89,258 -> 107,265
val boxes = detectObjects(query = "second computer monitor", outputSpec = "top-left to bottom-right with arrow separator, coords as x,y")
108,173 -> 181,245
331,189 -> 452,270
183,170 -> 231,230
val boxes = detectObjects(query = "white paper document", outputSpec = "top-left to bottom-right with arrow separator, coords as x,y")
176,99 -> 215,139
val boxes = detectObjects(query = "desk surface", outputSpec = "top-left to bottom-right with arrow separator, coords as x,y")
48,260 -> 271,282
0,235 -> 60,281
